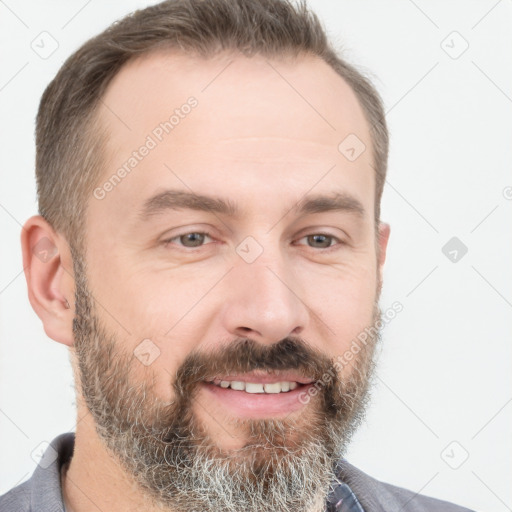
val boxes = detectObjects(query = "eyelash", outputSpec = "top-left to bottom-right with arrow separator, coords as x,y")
162,231 -> 345,251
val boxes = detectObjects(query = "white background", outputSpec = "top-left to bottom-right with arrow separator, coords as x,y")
1,1 -> 511,511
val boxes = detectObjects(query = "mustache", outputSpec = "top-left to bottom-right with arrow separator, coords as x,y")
173,337 -> 337,398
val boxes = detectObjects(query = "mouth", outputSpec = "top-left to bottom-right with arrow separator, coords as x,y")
201,372 -> 316,418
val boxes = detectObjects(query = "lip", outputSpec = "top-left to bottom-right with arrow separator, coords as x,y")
201,380 -> 314,419
206,371 -> 315,385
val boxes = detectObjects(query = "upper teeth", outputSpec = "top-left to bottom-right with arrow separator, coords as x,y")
212,380 -> 299,393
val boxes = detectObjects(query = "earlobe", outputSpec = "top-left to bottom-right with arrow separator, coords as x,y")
21,215 -> 75,347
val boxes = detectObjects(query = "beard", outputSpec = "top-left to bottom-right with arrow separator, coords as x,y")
71,255 -> 381,512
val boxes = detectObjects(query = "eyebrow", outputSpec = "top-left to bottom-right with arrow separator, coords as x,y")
137,189 -> 365,221
138,190 -> 238,220
295,192 -> 365,217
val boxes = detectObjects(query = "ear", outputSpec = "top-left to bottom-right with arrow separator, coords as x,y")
377,222 -> 390,275
21,215 -> 76,347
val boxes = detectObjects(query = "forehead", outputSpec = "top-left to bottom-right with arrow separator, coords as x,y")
90,50 -> 374,227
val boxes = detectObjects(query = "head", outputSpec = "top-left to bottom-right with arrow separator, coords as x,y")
22,1 -> 390,511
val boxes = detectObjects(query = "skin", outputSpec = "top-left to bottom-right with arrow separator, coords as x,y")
21,51 -> 390,511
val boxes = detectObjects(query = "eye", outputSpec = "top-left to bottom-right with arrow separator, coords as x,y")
164,232 -> 213,248
297,234 -> 341,249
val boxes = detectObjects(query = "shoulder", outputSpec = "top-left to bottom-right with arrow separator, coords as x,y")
337,460 -> 476,512
0,432 -> 75,512
0,480 -> 31,511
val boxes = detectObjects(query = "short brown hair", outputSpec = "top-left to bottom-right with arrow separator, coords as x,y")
36,0 -> 388,255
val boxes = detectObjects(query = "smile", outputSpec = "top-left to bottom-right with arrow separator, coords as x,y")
201,372 -> 315,418
209,378 -> 300,393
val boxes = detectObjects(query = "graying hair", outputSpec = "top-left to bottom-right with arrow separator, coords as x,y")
36,0 -> 388,255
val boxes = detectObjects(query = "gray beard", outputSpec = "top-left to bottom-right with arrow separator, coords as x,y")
71,256 -> 379,512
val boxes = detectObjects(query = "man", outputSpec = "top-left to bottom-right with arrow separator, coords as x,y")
0,0 -> 474,511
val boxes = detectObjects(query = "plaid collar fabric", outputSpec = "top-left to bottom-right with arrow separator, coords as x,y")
326,479 -> 365,512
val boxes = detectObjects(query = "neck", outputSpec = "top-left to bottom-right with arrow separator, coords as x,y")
62,406 -> 328,512
61,407 -> 165,512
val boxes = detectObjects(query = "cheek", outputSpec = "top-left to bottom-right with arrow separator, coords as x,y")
82,267 -> 202,401
298,256 -> 378,355
86,248 -> 212,333
111,272 -> 225,400
128,328 -> 198,402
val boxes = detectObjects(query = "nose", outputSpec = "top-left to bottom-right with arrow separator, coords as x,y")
219,259 -> 309,345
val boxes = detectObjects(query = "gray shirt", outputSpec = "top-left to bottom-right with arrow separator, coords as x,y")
0,432 -> 474,511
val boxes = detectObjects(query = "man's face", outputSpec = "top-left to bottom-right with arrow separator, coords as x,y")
73,51 -> 387,511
